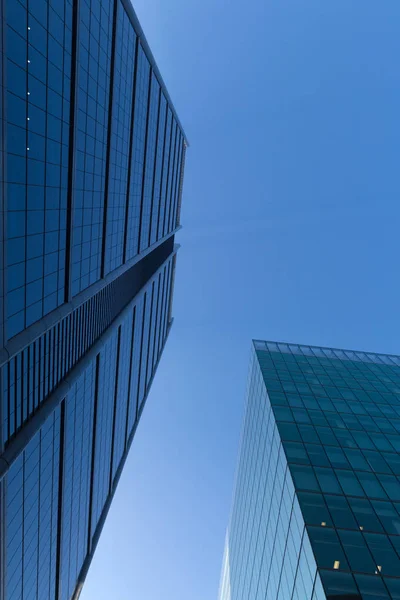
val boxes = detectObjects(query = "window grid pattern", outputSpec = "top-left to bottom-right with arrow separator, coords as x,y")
70,0 -> 113,296
158,261 -> 169,353
59,362 -> 95,600
139,73 -> 160,252
157,108 -> 172,240
4,406 -> 61,600
90,332 -> 117,539
162,258 -> 174,342
125,45 -> 150,261
3,0 -> 186,342
137,282 -> 153,410
163,121 -> 177,238
2,0 -> 186,595
111,308 -> 134,480
124,258 -> 173,437
159,259 -> 173,358
169,131 -> 183,234
5,0 -> 72,339
147,270 -> 162,381
175,142 -> 186,227
219,350 -> 320,600
1,240 -> 175,446
126,294 -> 144,437
103,2 -> 136,276
2,251 -> 176,600
255,341 -> 400,598
145,273 -> 160,389
149,94 -> 167,246
152,266 -> 167,373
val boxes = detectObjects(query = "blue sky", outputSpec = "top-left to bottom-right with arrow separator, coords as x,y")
82,1 -> 400,599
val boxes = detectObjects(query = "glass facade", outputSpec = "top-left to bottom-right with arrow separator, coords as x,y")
219,341 -> 400,600
1,0 -> 187,340
4,0 -> 72,335
0,0 -> 186,597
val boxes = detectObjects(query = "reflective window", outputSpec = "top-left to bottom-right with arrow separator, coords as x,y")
5,407 -> 61,600
59,363 -> 95,600
90,332 -> 118,537
158,108 -> 172,240
150,94 -> 167,245
5,0 -> 72,338
70,0 -> 114,295
220,343 -> 400,600
125,45 -> 150,260
103,2 -> 136,275
111,309 -> 134,479
139,73 -> 160,252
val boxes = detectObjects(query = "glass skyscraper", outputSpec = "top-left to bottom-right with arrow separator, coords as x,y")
219,341 -> 400,600
0,0 -> 186,598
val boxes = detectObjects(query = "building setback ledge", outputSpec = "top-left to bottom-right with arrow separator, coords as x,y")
1,229 -> 180,368
0,249 -> 178,482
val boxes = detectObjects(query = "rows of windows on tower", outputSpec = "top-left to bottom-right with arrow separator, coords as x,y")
0,0 -> 187,598
219,341 -> 400,600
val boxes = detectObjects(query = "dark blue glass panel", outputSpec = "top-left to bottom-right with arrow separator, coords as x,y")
103,2 -> 136,275
125,45 -> 150,260
90,332 -> 117,540
59,363 -> 95,600
70,0 -> 113,295
139,73 -> 160,253
157,108 -> 172,240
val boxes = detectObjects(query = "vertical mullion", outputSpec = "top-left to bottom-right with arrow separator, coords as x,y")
83,302 -> 89,353
65,316 -> 70,373
65,0 -> 80,301
150,272 -> 162,373
38,337 -> 43,405
157,266 -> 167,358
159,264 -> 168,348
109,325 -> 122,493
87,354 -> 100,553
55,399 -> 66,600
21,354 -> 25,428
62,320 -> 66,378
46,331 -> 51,396
147,85 -> 162,248
49,329 -> 54,392
155,98 -> 169,243
176,143 -> 186,227
60,320 -> 65,380
100,0 -> 119,278
163,261 -> 172,339
169,133 -> 180,233
79,306 -> 84,359
28,344 -> 34,416
7,361 -> 11,441
55,324 -> 59,387
162,116 -> 174,238
96,295 -> 102,339
144,282 -> 155,392
71,311 -> 76,366
136,63 -> 152,255
35,427 -> 43,600
22,346 -> 29,423
21,448 -> 26,599
122,36 -> 139,264
34,340 -> 39,411
166,124 -> 178,235
95,296 -> 100,340
124,306 -> 136,450
172,135 -> 183,230
135,291 -> 147,419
